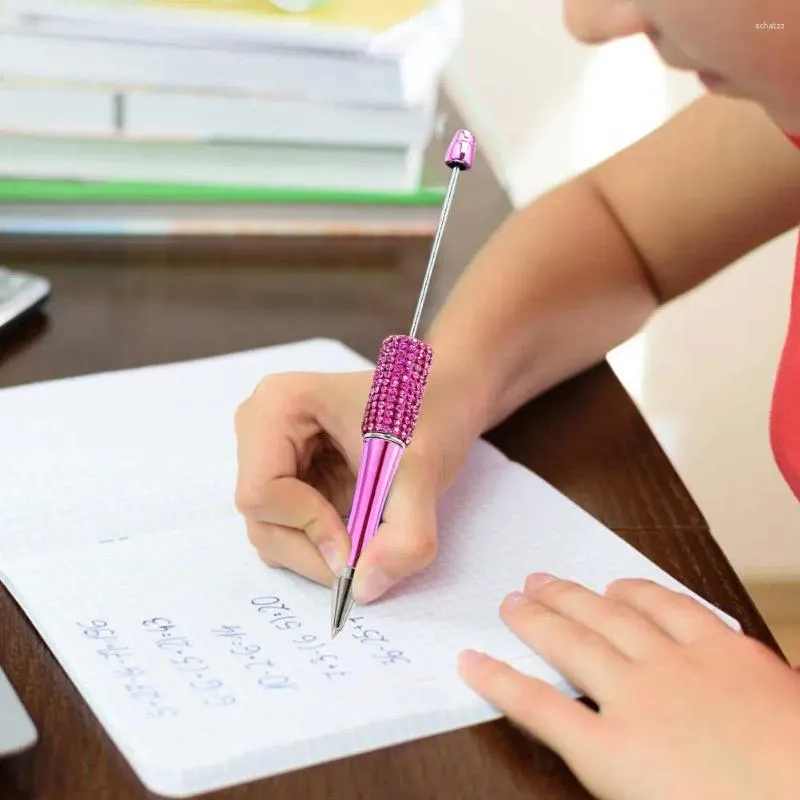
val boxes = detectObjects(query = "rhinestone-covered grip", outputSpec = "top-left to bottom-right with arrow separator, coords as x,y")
362,335 -> 433,446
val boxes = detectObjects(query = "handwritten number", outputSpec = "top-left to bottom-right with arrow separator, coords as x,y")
310,654 -> 337,665
77,619 -> 109,630
230,644 -> 260,656
251,596 -> 282,609
273,619 -> 302,631
191,678 -> 223,691
142,617 -> 173,628
206,695 -> 236,707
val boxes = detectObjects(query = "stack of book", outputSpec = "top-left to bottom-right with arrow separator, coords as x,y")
0,0 -> 462,236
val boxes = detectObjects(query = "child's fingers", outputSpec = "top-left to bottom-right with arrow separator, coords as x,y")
458,649 -> 601,756
245,519 -> 334,586
605,579 -> 731,644
524,575 -> 672,661
237,474 -> 350,574
499,592 -> 630,701
234,373 -> 353,575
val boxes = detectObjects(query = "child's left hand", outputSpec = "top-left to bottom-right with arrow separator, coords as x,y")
459,574 -> 800,800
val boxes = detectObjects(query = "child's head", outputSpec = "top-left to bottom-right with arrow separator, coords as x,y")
563,0 -> 800,132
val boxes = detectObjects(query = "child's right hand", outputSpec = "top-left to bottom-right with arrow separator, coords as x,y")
233,370 -> 476,604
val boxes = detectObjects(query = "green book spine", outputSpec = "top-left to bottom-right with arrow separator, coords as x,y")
0,177 -> 446,205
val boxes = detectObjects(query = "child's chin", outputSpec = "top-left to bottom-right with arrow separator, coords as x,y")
697,73 -> 755,104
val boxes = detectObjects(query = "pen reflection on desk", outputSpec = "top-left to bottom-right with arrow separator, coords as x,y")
330,129 -> 476,639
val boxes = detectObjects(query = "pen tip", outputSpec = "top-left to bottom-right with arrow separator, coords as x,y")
330,568 -> 355,640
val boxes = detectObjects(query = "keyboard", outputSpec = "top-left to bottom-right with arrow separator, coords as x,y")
0,267 -> 51,335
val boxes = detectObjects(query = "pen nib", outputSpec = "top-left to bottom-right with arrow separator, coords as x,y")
331,567 -> 355,640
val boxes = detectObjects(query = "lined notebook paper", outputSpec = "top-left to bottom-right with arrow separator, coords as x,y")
0,339 -> 737,797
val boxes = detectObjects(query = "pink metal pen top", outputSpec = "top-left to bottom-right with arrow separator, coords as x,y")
331,128 -> 475,638
362,334 -> 433,446
445,129 -> 476,171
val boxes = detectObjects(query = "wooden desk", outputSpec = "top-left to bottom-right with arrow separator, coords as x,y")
0,152 -> 781,799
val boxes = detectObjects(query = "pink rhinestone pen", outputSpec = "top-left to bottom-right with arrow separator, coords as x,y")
331,129 -> 476,637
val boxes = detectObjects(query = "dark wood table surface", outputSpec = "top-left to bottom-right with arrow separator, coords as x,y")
0,136 -> 783,800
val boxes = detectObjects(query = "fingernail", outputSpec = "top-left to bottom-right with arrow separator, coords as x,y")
353,566 -> 393,604
525,573 -> 558,592
319,541 -> 345,575
458,649 -> 488,671
503,591 -> 529,609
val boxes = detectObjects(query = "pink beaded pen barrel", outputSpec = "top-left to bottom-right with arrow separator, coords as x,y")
331,129 -> 476,638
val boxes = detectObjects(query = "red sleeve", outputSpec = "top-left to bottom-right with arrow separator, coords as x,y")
770,131 -> 800,497
770,232 -> 800,499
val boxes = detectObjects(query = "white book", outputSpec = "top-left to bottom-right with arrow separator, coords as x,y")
0,135 -> 424,192
0,80 -> 114,136
0,78 -> 438,148
0,19 -> 455,107
123,88 -> 439,148
4,0 -> 460,56
0,339 -> 737,797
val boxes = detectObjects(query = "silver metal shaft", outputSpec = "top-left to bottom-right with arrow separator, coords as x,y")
408,167 -> 460,339
331,566 -> 355,639
332,165 -> 464,639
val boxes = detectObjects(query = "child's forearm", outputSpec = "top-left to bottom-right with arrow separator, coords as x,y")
424,95 -> 800,438
424,175 -> 655,434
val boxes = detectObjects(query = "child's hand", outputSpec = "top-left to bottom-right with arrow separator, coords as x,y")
459,574 -> 800,800
234,370 -> 476,604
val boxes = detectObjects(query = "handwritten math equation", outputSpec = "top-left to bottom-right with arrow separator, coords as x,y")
142,617 -> 236,708
75,597 -> 415,719
249,595 -> 351,680
210,623 -> 297,690
74,618 -> 179,719
249,595 -> 413,673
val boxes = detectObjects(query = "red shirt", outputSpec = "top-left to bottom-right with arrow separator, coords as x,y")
771,131 -> 800,499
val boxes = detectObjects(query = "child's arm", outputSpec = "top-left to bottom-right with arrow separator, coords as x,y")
425,94 -> 800,436
233,95 -> 800,603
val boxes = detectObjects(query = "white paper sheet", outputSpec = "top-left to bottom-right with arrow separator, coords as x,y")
0,339 -> 737,796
